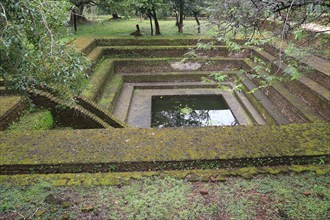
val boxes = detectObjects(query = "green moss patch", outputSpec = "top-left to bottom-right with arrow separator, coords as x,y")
98,74 -> 124,111
0,165 -> 328,187
101,46 -> 230,58
0,123 -> 329,174
81,59 -> 115,101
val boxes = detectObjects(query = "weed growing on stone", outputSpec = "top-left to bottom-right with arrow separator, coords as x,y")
8,109 -> 53,131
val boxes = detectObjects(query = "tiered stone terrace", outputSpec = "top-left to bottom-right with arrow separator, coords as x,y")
79,38 -> 329,127
0,37 -> 329,185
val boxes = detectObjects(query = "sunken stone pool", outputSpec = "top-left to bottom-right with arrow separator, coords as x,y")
151,95 -> 237,128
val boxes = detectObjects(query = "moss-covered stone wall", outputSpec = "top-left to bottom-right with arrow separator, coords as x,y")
0,96 -> 27,130
28,89 -> 109,129
0,123 -> 329,174
1,165 -> 329,186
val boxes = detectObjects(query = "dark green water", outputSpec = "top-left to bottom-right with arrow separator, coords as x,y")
151,95 -> 237,128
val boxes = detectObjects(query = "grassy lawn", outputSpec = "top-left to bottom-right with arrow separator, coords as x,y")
68,18 -> 215,38
1,173 -> 329,219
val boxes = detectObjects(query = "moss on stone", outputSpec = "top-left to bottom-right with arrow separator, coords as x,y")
98,74 -> 124,111
0,123 -> 329,174
0,164 -> 329,187
0,96 -> 24,117
81,59 -> 115,101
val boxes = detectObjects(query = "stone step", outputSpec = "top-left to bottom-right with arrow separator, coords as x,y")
98,74 -> 124,112
94,37 -> 232,47
102,45 -> 227,49
306,69 -> 330,90
112,83 -> 134,122
244,59 -> 325,123
76,96 -> 129,128
114,58 -> 244,74
102,46 -> 230,58
267,82 -> 324,123
239,74 -> 290,125
0,123 -> 329,175
122,71 -> 225,83
250,48 -> 330,120
269,41 -> 330,76
80,59 -> 115,102
86,46 -> 105,64
285,76 -> 330,121
73,37 -> 96,55
234,91 -> 267,125
252,47 -> 330,90
133,82 -> 218,90
0,96 -> 27,131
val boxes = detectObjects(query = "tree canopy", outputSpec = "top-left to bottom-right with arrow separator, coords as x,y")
208,0 -> 329,39
0,0 -> 89,101
205,0 -> 329,86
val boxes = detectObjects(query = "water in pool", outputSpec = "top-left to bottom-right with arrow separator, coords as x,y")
151,95 -> 237,127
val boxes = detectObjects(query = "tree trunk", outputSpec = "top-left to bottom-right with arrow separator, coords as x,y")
69,3 -> 88,24
72,9 -> 77,33
148,14 -> 154,36
175,11 -> 179,26
178,0 -> 184,33
152,7 -> 161,35
193,12 -> 200,34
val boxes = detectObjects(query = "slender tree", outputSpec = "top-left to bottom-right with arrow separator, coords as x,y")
186,0 -> 207,33
126,0 -> 166,35
171,0 -> 185,33
69,0 -> 97,23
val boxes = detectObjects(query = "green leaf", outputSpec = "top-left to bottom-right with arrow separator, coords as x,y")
293,29 -> 304,41
180,107 -> 193,115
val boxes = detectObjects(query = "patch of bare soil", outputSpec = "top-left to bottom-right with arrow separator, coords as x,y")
170,61 -> 202,70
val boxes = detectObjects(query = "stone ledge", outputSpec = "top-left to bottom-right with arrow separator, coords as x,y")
0,96 -> 27,130
28,89 -> 111,129
0,123 -> 329,174
81,58 -> 115,101
0,165 -> 329,186
76,96 -> 129,128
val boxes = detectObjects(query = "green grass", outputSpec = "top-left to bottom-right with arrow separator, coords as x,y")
70,18 -> 216,38
1,173 -> 329,219
8,109 -> 54,131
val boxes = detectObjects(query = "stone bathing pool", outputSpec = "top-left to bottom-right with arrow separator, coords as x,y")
7,37 -> 328,130
0,37 -> 329,179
